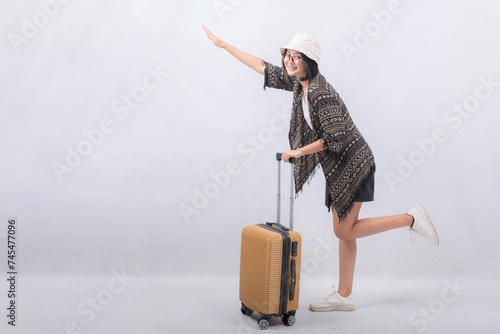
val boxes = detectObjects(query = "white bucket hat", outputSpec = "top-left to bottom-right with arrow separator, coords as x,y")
280,33 -> 321,64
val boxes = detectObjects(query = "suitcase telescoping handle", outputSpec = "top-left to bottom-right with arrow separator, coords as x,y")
275,153 -> 296,231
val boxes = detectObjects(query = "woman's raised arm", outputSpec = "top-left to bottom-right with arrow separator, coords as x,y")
202,25 -> 265,75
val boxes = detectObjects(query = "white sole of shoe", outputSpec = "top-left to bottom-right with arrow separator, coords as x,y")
310,304 -> 355,312
416,203 -> 439,246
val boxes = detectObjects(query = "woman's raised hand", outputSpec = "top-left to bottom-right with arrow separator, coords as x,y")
202,25 -> 265,75
202,25 -> 226,48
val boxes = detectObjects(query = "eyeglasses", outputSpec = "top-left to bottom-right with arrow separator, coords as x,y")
283,52 -> 302,64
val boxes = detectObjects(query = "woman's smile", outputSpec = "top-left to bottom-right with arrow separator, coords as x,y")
286,63 -> 303,77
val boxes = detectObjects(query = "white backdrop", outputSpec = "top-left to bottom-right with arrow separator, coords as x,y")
1,0 -> 500,332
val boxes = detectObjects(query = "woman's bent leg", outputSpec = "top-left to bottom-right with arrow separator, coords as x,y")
315,202 -> 433,311
332,203 -> 412,297
333,205 -> 413,241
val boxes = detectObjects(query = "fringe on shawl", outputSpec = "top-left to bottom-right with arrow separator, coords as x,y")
339,201 -> 357,223
294,162 -> 322,199
328,193 -> 358,223
294,161 -> 360,223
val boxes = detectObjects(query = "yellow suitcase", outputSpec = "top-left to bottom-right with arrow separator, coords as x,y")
239,154 -> 302,330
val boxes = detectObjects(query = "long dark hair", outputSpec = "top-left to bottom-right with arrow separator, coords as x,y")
282,49 -> 319,81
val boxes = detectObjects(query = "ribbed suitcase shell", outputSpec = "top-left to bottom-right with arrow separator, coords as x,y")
239,224 -> 301,315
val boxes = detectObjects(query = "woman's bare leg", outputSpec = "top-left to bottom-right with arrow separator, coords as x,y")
338,239 -> 357,297
332,203 -> 413,297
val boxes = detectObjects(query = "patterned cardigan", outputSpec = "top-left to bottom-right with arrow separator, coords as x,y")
264,61 -> 375,222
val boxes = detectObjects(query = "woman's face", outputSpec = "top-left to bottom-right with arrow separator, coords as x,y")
284,49 -> 306,78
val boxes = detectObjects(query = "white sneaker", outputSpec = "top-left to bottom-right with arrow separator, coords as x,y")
310,286 -> 355,312
407,204 -> 439,246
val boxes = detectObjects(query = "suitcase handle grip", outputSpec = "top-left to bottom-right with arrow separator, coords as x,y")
276,153 -> 296,164
265,222 -> 289,231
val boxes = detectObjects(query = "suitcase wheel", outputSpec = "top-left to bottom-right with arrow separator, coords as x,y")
258,317 -> 270,330
282,313 -> 296,326
240,303 -> 253,316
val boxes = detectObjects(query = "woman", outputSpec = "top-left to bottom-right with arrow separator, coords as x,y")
203,26 -> 439,312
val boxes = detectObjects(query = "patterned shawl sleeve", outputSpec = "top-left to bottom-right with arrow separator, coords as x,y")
263,61 -> 295,91
312,89 -> 347,154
